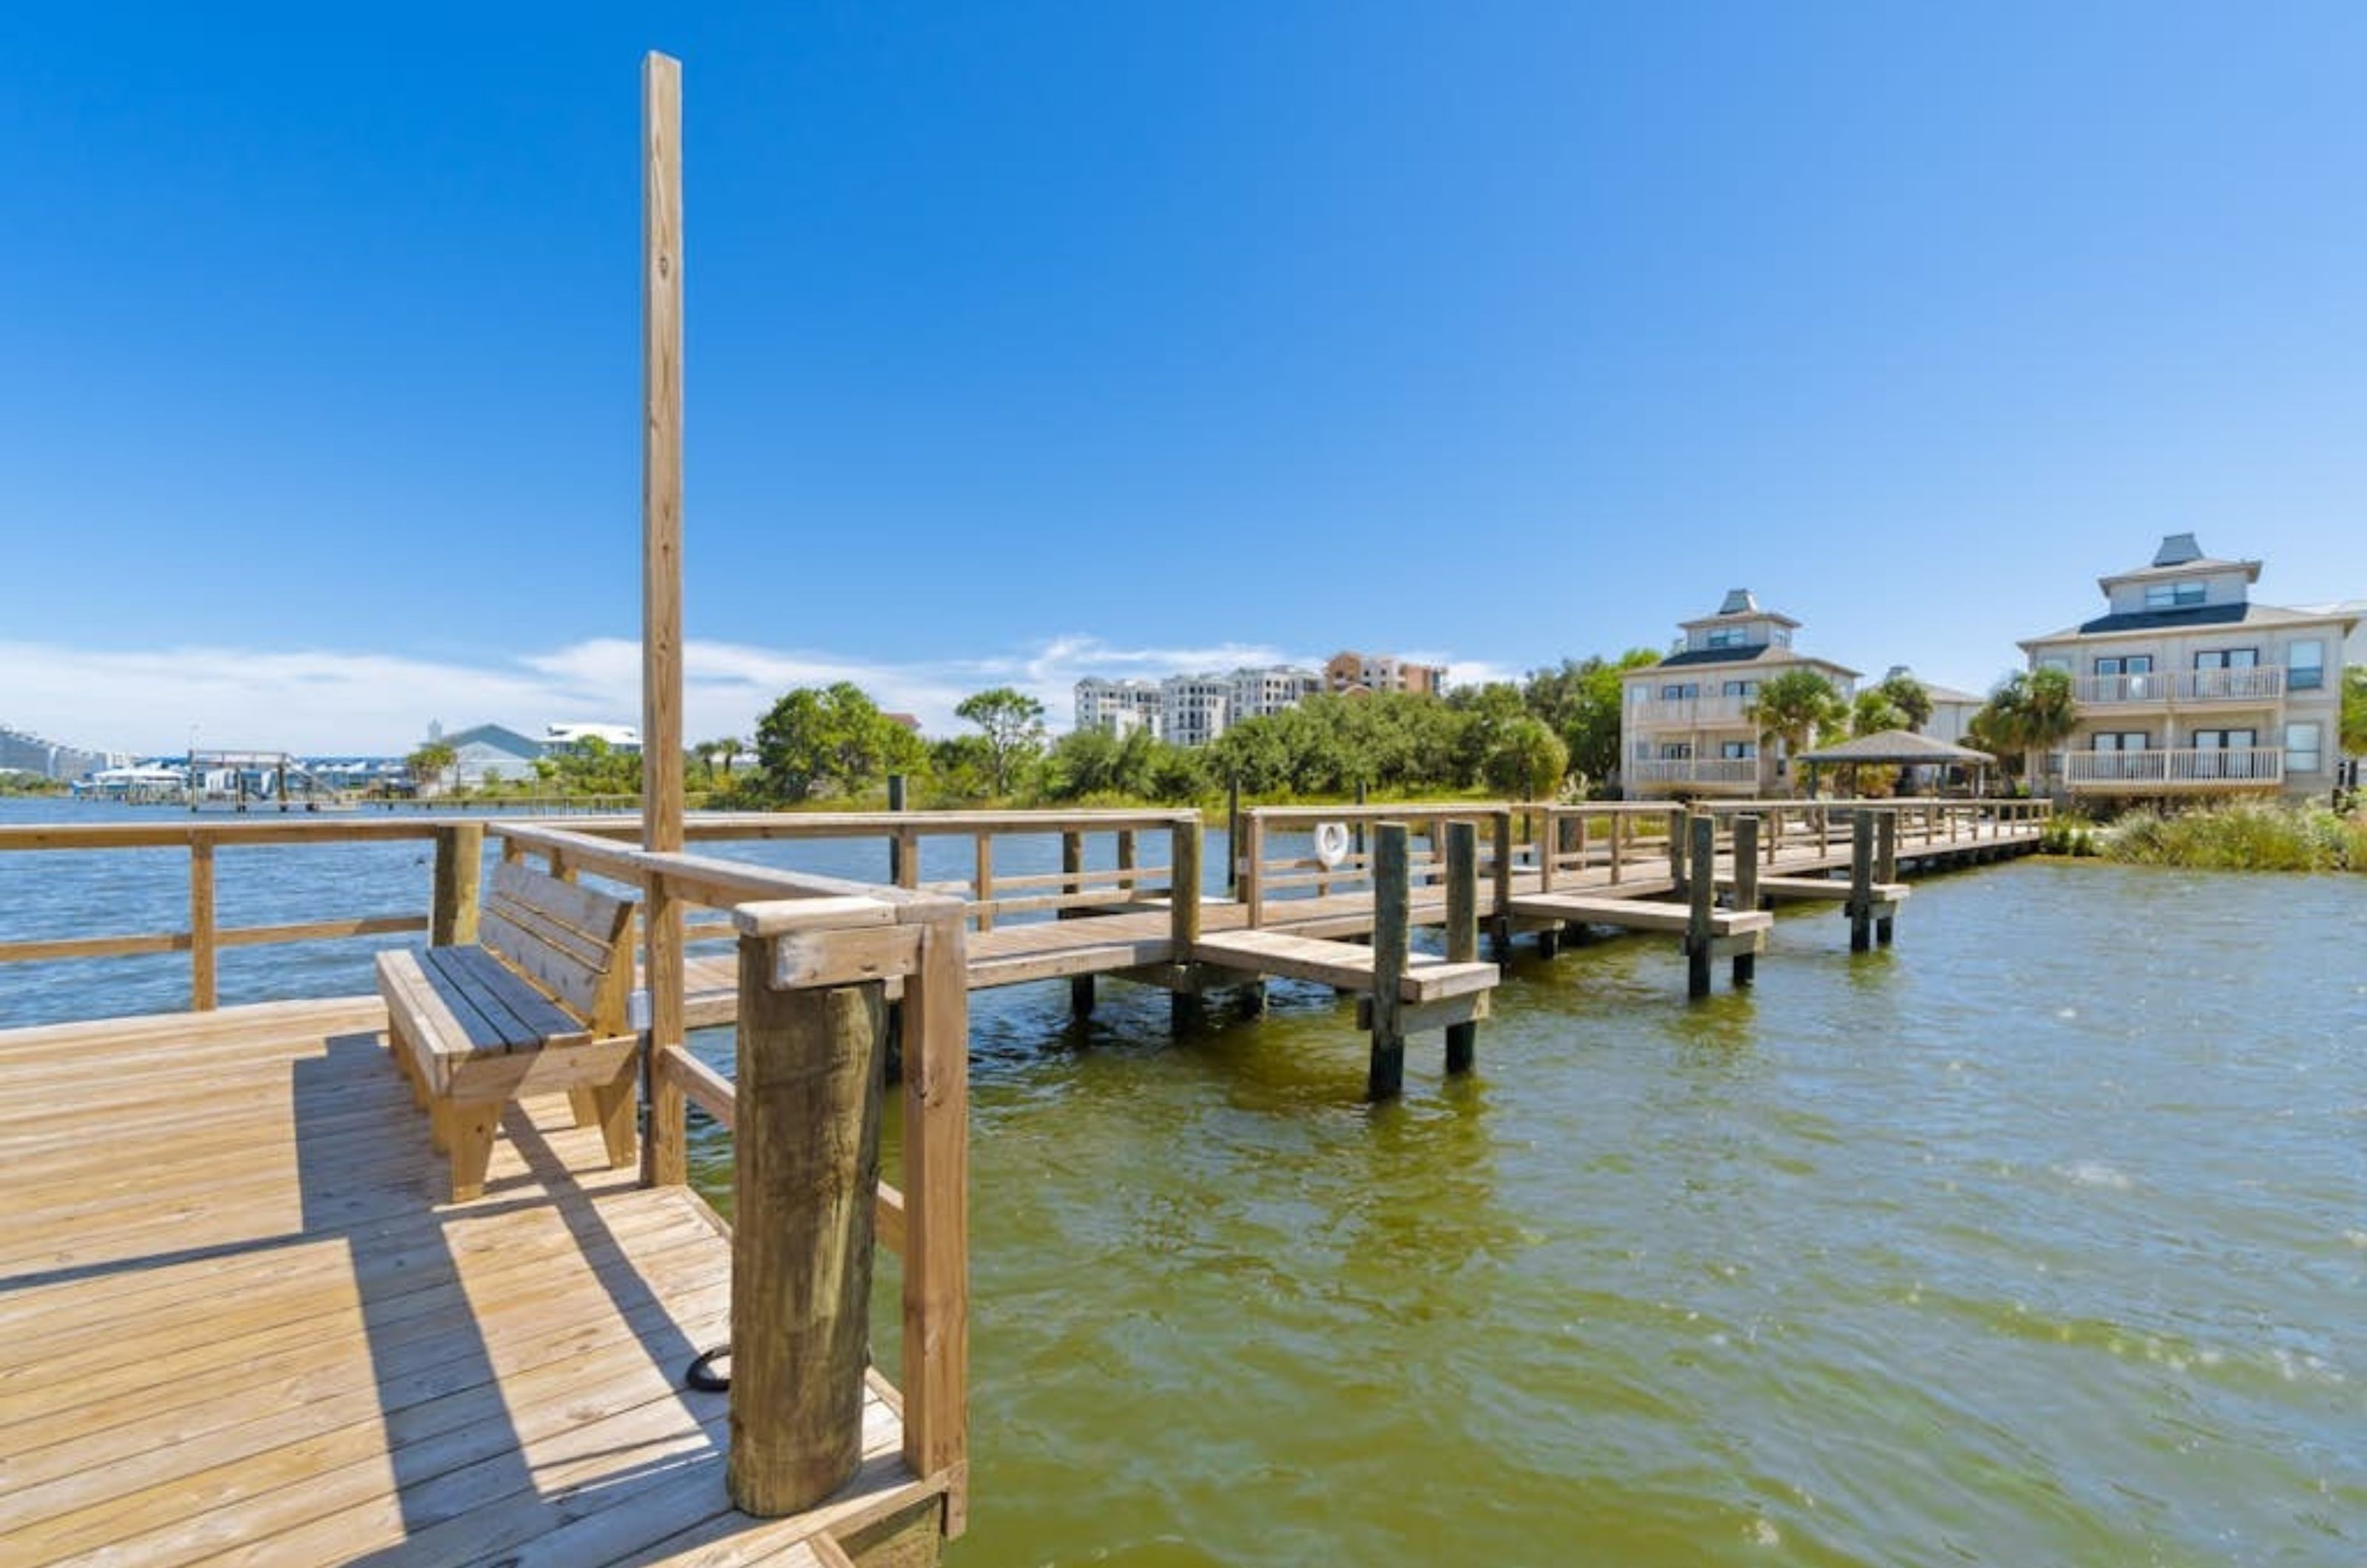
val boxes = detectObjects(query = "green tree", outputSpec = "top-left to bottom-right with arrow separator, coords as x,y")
1482,715 -> 1570,800
1871,671 -> 1934,732
1747,669 -> 1848,795
754,683 -> 925,801
405,740 -> 457,796
928,734 -> 997,801
1851,690 -> 1906,736
953,687 -> 1047,797
1523,649 -> 1660,790
2342,664 -> 2367,758
1973,666 -> 2078,789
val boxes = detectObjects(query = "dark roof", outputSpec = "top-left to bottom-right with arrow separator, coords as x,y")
1797,729 -> 1994,766
1654,644 -> 1779,669
2075,601 -> 2255,636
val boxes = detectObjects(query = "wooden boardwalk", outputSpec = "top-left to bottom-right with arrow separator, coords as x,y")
0,996 -> 940,1567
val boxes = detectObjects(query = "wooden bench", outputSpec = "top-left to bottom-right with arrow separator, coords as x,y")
377,862 -> 641,1201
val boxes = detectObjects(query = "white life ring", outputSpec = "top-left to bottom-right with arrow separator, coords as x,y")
1313,821 -> 1352,870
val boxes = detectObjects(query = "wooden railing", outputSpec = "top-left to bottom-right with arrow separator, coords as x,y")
2073,669 -> 2285,705
1628,757 -> 1760,785
1628,694 -> 1755,725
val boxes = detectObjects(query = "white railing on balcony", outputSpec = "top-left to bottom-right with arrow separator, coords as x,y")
1630,695 -> 1755,726
1630,757 -> 1761,785
2059,747 -> 2284,787
2073,669 -> 2286,705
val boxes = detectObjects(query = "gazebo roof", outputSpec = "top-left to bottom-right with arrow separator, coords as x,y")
1795,729 -> 1994,766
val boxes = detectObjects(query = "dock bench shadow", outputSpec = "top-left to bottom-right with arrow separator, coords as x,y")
377,862 -> 641,1201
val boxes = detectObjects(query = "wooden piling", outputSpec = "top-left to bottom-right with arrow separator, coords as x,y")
1368,822 -> 1409,1099
1667,807 -> 1689,898
972,834 -> 994,932
1444,820 -> 1478,1074
1062,831 -> 1092,1016
1169,818 -> 1203,1031
1875,811 -> 1899,946
1685,814 -> 1715,999
1848,810 -> 1875,952
430,822 -> 483,946
885,774 -> 910,886
726,936 -> 885,1516
1242,812 -> 1266,927
1225,780 -> 1241,894
1490,809 -> 1513,962
1732,814 -> 1760,987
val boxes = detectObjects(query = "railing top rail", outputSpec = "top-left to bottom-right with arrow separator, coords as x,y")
501,823 -> 967,921
1244,802 -> 1520,824
0,817 -> 453,852
518,808 -> 1201,841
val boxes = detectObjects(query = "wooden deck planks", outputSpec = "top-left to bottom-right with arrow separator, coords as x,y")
0,996 -> 933,1568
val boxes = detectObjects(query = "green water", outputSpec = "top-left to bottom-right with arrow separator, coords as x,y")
683,859 -> 2366,1567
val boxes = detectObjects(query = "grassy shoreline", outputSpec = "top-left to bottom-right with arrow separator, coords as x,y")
2042,799 -> 2367,873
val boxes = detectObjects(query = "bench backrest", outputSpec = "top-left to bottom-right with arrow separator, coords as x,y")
479,862 -> 638,1035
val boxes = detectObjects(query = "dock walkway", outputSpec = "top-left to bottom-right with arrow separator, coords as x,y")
0,996 -> 938,1567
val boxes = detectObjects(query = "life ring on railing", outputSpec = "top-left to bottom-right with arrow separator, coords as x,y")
1313,821 -> 1352,870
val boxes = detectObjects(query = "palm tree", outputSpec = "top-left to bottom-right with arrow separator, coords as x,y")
1973,666 -> 2078,791
405,740 -> 458,797
1748,669 -> 1848,796
714,736 -> 743,781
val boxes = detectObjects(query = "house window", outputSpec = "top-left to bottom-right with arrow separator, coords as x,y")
2193,648 -> 2258,669
2144,581 -> 2206,609
2094,655 -> 2153,676
1706,626 -> 1749,649
2286,722 -> 2321,774
1719,741 -> 1756,760
2090,732 -> 2150,750
2288,640 -> 2325,691
2038,656 -> 2072,673
1722,680 -> 1758,697
1660,743 -> 1693,760
1660,683 -> 1698,701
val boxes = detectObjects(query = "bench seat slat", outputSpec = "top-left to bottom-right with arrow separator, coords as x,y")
433,945 -> 591,1050
419,947 -> 544,1051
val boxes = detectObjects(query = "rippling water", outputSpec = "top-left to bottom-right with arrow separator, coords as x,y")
4,801 -> 2362,1564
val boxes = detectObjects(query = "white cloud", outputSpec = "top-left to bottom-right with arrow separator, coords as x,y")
2,632 -> 1490,757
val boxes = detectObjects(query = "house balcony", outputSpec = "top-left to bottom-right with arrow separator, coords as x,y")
2058,748 -> 2285,791
2072,669 -> 2286,706
1630,695 -> 1755,726
1628,757 -> 1761,792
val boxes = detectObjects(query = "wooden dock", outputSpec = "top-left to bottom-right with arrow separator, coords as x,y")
0,996 -> 942,1567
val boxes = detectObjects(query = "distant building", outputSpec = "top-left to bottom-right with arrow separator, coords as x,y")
1229,665 -> 1322,721
1075,679 -> 1166,740
0,724 -> 125,781
1161,675 -> 1234,748
1880,666 -> 1985,748
1619,589 -> 1860,797
2017,534 -> 2358,799
439,723 -> 547,790
544,721 -> 640,752
1324,650 -> 1448,697
882,712 -> 922,734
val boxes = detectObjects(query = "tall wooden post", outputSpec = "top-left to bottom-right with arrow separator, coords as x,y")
1169,817 -> 1203,1031
1685,814 -> 1715,999
189,837 -> 217,1012
1224,779 -> 1241,894
1241,812 -> 1266,927
972,834 -> 994,932
1875,811 -> 1899,946
1444,820 -> 1478,1074
1732,814 -> 1760,987
1354,780 -> 1368,856
886,774 -> 911,886
901,913 -> 970,1529
726,937 -> 885,1516
1490,808 -> 1513,962
1368,822 -> 1409,1100
640,50 -> 687,1187
1667,807 -> 1689,899
430,822 -> 483,946
1610,810 -> 1624,885
1847,810 -> 1875,952
1061,830 -> 1091,1016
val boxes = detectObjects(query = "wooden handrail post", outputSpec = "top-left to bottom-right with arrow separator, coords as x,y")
1875,811 -> 1900,946
726,934 -> 886,1517
1061,831 -> 1090,1016
430,822 -> 483,946
1444,820 -> 1478,1075
972,834 -> 995,932
1490,809 -> 1513,962
1368,822 -> 1409,1099
886,774 -> 911,887
1732,814 -> 1760,987
1224,780 -> 1241,895
1685,813 -> 1715,1000
1169,817 -> 1203,1033
1667,808 -> 1688,899
1538,808 -> 1559,893
189,837 -> 217,1011
1610,809 -> 1624,885
1241,812 -> 1266,928
1847,810 -> 1875,952
902,913 -> 970,1532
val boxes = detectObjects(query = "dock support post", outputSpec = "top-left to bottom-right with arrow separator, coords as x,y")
430,822 -> 484,947
726,934 -> 885,1516
1225,780 -> 1241,894
886,774 -> 910,885
1848,811 -> 1875,952
1241,811 -> 1266,928
1875,811 -> 1899,946
1667,808 -> 1689,899
1354,780 -> 1368,856
1685,814 -> 1715,999
189,837 -> 217,1011
1062,831 -> 1092,1017
1609,810 -> 1624,885
1732,815 -> 1760,987
1444,820 -> 1479,1074
1368,822 -> 1409,1099
1490,809 -> 1513,963
1169,818 -> 1203,1032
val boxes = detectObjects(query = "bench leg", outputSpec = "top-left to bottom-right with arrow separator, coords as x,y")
567,1088 -> 601,1129
590,1067 -> 638,1170
384,1013 -> 429,1110
446,1103 -> 500,1203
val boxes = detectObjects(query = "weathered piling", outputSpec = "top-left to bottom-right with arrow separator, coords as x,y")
1169,817 -> 1203,1030
1490,809 -> 1514,962
1368,822 -> 1410,1099
1667,807 -> 1689,899
726,934 -> 885,1516
1875,811 -> 1900,946
1848,810 -> 1876,952
430,822 -> 484,946
1732,814 -> 1760,987
1685,813 -> 1715,999
1062,830 -> 1093,1016
1444,820 -> 1479,1074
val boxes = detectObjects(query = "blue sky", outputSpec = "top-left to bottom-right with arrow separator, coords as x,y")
5,3 -> 2363,752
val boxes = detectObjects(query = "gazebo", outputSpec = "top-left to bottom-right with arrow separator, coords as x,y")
1794,729 -> 1996,797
